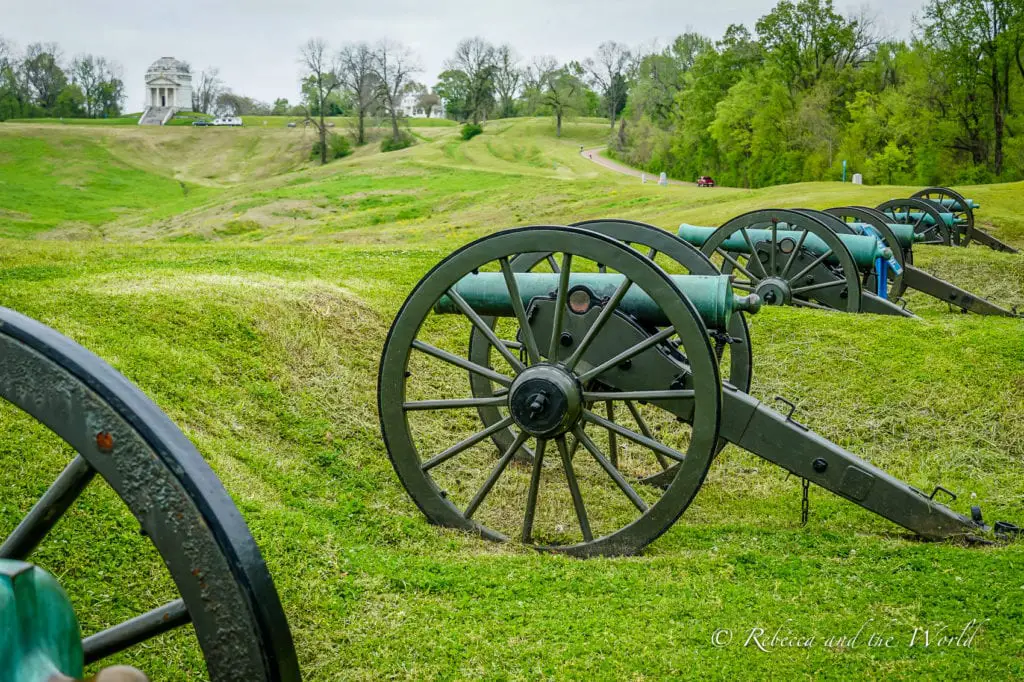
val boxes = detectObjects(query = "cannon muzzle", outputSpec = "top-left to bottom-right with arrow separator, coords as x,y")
435,273 -> 758,330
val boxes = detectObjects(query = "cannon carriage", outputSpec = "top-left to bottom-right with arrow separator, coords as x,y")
378,223 -> 1018,557
677,208 -> 1019,317
881,186 -> 1018,253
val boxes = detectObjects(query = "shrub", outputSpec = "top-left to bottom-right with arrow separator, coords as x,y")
461,123 -> 483,140
311,132 -> 352,161
380,132 -> 415,153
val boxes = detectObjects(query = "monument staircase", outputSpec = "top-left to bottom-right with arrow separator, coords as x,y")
138,106 -> 174,126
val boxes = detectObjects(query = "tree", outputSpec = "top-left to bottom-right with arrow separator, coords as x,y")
435,69 -> 472,121
272,98 -> 290,115
299,38 -> 342,165
629,33 -> 712,123
338,42 -> 378,145
537,59 -> 585,137
372,40 -> 421,141
584,41 -> 632,127
445,37 -> 497,124
754,0 -> 860,91
216,92 -> 271,116
22,43 -> 66,112
69,55 -> 123,118
54,83 -> 85,117
493,44 -> 522,118
418,91 -> 441,117
923,0 -> 1023,176
191,67 -> 224,114
0,36 -> 30,120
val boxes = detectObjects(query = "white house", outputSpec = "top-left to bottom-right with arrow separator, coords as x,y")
139,57 -> 192,125
399,92 -> 446,119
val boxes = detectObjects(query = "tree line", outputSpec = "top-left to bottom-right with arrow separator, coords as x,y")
605,0 -> 1024,186
6,0 -> 1023,185
299,0 -> 1024,184
0,39 -> 126,119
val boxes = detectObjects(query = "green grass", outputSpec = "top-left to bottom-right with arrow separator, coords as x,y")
0,117 -> 1022,680
2,114 -> 144,125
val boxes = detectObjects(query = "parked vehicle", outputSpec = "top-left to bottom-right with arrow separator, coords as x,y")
212,117 -> 244,127
697,175 -> 716,187
191,120 -> 211,127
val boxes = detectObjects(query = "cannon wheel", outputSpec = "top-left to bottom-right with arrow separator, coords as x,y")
876,197 -> 955,246
824,206 -> 910,300
912,187 -> 973,246
0,308 -> 301,681
378,226 -> 723,557
466,218 -> 753,463
699,209 -> 863,313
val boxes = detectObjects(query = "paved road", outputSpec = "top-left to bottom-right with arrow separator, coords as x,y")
580,147 -> 693,186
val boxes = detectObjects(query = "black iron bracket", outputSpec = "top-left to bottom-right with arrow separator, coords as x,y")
928,485 -> 957,503
774,396 -> 807,430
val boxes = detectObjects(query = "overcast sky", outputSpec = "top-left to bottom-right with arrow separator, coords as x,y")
1,0 -> 924,110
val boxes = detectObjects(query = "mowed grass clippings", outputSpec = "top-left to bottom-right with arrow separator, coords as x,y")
0,118 -> 1021,680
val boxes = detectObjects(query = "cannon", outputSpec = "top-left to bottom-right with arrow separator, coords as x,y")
0,308 -> 301,681
378,224 -> 1018,557
879,187 -> 1019,253
677,209 -> 1018,317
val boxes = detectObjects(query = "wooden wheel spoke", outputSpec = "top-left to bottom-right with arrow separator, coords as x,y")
573,427 -> 648,513
404,395 -> 507,411
739,228 -> 769,279
446,288 -> 525,373
716,248 -> 760,283
780,230 -> 810,278
82,599 -> 191,665
792,298 -> 832,310
421,417 -> 515,471
521,438 -> 547,543
577,326 -> 676,384
790,279 -> 845,296
787,248 -> 833,286
582,389 -> 694,402
625,401 -> 670,470
556,436 -> 592,542
499,257 -> 541,365
0,455 -> 96,561
547,253 -> 574,360
583,410 -> 686,463
465,431 -> 529,519
412,340 -> 512,387
564,276 -> 634,371
605,401 -> 618,468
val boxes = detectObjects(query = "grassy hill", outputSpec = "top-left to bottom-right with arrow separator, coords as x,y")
0,118 -> 1022,679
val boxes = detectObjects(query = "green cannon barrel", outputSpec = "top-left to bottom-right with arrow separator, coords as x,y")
847,222 -> 923,249
0,560 -> 84,682
435,273 -> 759,329
934,198 -> 980,211
677,224 -> 892,270
883,210 -> 958,227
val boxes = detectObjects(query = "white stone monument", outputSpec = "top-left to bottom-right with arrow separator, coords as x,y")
852,173 -> 863,185
139,57 -> 193,125
658,172 -> 668,186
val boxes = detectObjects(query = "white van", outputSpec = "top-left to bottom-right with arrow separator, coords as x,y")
212,117 -> 244,127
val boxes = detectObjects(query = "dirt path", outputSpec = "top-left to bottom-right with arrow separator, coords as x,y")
580,147 -> 692,186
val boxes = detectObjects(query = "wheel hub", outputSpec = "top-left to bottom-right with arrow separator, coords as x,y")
755,277 -> 792,306
508,365 -> 582,438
